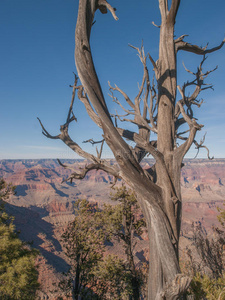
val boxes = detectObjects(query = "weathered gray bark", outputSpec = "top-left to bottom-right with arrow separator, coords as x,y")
74,1 -> 190,299
75,1 -> 180,298
39,0 -> 224,298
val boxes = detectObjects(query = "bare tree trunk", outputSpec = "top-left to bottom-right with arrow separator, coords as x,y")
73,2 -> 191,298
39,0 -> 225,298
138,194 -> 186,300
73,0 -> 221,296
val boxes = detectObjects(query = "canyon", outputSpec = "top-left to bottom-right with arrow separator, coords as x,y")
1,158 -> 225,299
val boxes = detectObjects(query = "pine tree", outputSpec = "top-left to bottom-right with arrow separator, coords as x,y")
60,188 -> 147,299
102,186 -> 146,299
60,199 -> 105,299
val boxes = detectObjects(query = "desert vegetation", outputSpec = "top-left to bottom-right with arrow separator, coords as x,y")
55,191 -> 225,299
59,186 -> 146,299
55,186 -> 225,299
0,179 -> 39,300
1,164 -> 225,299
181,204 -> 225,299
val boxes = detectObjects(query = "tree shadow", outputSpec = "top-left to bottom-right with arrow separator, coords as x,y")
49,183 -> 69,198
15,185 -> 28,196
136,250 -> 148,263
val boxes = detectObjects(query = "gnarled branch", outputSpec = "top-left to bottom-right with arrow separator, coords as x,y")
194,134 -> 214,160
58,159 -> 120,183
176,36 -> 225,54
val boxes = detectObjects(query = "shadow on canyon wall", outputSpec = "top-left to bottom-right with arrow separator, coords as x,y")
4,202 -> 69,273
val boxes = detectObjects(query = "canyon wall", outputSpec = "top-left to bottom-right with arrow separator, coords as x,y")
1,158 -> 225,299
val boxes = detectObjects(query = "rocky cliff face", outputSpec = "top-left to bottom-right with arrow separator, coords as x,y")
1,158 -> 225,298
180,159 -> 225,203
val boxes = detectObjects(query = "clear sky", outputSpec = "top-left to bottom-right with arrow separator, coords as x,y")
0,0 -> 225,160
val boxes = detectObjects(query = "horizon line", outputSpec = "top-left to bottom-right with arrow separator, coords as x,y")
1,157 -> 225,161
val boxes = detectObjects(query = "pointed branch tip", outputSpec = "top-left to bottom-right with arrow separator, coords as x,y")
152,21 -> 160,28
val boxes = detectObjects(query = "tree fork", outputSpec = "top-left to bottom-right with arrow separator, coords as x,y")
39,0 -> 225,298
74,0 -> 192,298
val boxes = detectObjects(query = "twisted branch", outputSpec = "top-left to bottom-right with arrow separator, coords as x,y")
175,36 -> 225,54
38,75 -> 120,180
58,159 -> 120,183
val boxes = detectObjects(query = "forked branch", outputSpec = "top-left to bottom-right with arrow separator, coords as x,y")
109,44 -> 158,135
58,159 -> 120,183
174,98 -> 203,161
194,134 -> 214,160
175,56 -> 218,131
38,75 -> 120,181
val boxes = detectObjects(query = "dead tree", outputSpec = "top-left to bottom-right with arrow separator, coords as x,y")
38,1 -> 225,299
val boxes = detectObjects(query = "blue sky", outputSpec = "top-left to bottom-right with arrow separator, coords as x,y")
0,0 -> 225,159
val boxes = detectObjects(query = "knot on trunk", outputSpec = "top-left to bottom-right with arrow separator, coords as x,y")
160,274 -> 192,300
